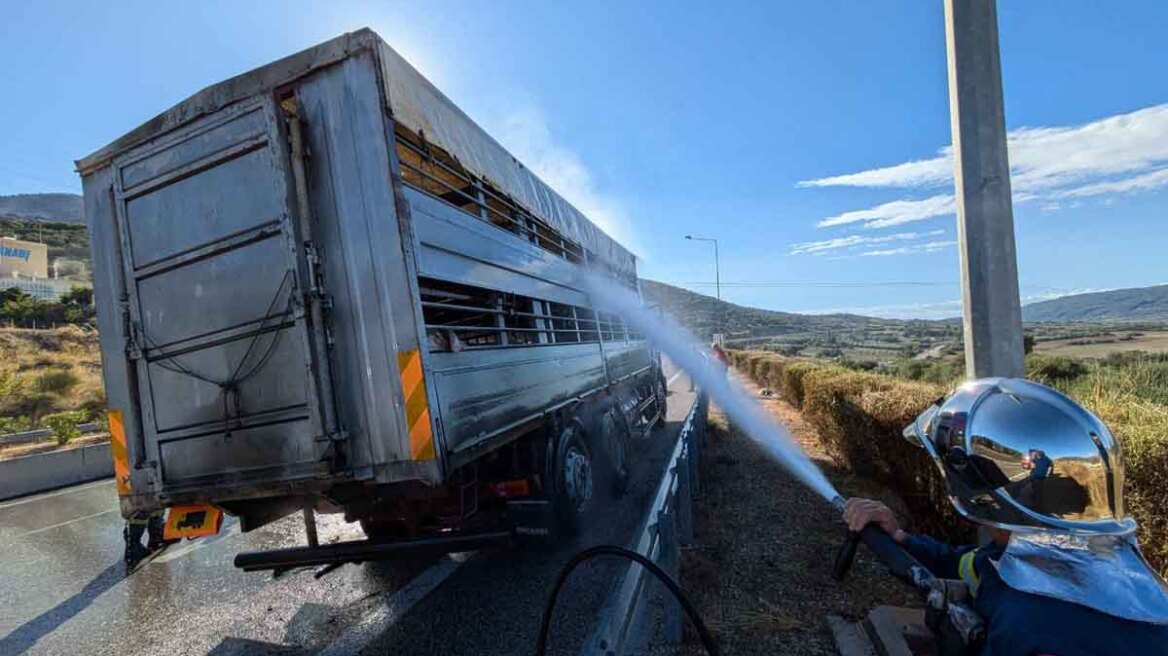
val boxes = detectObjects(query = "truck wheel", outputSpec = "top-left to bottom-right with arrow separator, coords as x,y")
551,421 -> 594,537
654,377 -> 668,423
599,408 -> 630,496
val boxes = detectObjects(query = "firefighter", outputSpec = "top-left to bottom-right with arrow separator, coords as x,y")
123,509 -> 169,572
844,378 -> 1168,656
709,342 -> 729,372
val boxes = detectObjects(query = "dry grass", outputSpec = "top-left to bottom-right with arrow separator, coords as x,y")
680,389 -> 917,656
0,327 -> 104,430
1081,389 -> 1168,573
1035,331 -> 1168,358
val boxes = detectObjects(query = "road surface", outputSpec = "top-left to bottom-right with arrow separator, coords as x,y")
0,366 -> 695,656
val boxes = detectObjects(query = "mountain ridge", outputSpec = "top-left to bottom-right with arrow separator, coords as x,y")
1022,284 -> 1168,322
643,279 -> 1168,328
0,193 -> 84,223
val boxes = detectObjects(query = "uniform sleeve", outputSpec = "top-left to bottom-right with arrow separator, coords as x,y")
901,534 -> 973,579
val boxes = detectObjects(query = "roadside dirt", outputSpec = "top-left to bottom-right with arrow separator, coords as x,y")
680,379 -> 918,655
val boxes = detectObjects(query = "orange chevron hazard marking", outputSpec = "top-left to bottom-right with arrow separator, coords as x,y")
108,409 -> 132,496
397,349 -> 436,461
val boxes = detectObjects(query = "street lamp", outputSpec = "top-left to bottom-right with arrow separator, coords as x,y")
684,235 -> 720,301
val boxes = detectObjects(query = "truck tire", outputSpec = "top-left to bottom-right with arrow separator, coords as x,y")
654,377 -> 668,425
550,420 -> 594,537
599,407 -> 631,496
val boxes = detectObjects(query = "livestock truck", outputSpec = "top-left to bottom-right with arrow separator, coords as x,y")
77,29 -> 667,567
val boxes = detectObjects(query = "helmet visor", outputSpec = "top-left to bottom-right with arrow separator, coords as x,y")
903,402 -> 941,450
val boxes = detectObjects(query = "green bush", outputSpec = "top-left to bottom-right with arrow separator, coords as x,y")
1026,353 -> 1088,384
42,410 -> 86,445
0,416 -> 30,434
35,369 -> 79,396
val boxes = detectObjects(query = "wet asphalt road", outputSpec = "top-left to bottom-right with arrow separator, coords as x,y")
0,370 -> 694,656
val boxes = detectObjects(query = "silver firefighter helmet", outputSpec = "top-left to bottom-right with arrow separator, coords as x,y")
904,378 -> 1134,535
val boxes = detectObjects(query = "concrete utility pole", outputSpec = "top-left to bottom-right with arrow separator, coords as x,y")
944,0 -> 1025,379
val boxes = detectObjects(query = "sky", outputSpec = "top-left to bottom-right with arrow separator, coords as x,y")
2,1 -> 1166,318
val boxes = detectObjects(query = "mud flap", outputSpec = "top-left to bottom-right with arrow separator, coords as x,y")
505,499 -> 557,546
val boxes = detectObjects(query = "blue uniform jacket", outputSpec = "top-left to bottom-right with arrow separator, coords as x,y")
903,534 -> 1168,656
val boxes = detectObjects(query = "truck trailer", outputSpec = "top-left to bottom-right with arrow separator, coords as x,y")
77,29 -> 666,561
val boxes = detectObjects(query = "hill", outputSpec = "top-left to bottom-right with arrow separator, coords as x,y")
639,279 -> 961,359
640,280 -> 892,336
0,193 -> 84,223
0,216 -> 90,262
1022,285 -> 1168,322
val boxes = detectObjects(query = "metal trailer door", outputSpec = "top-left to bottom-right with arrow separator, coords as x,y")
110,98 -> 338,493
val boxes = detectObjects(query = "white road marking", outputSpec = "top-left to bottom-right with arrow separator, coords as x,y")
318,556 -> 469,655
9,507 -> 119,539
0,478 -> 114,510
667,370 -> 684,387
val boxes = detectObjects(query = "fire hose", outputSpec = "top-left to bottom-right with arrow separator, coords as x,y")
828,496 -> 986,656
534,497 -> 987,656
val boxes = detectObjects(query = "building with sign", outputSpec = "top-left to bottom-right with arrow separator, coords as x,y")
0,237 -> 49,279
0,237 -> 75,300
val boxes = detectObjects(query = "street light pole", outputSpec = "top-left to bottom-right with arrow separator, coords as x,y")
684,235 -> 720,301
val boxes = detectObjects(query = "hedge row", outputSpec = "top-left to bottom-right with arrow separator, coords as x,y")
728,350 -> 1168,574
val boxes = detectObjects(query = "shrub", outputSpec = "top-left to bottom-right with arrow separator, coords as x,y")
1026,353 -> 1087,384
42,410 -> 86,445
0,416 -> 30,434
35,369 -> 79,395
781,361 -> 838,408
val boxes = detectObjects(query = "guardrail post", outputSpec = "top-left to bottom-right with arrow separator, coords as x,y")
691,394 -> 707,497
658,506 -> 682,646
678,448 -> 695,548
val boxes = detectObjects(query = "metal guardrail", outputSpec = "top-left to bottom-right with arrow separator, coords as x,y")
0,422 -> 100,447
583,392 -> 708,655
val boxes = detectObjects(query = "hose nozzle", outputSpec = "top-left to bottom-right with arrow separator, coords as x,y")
829,495 -> 847,513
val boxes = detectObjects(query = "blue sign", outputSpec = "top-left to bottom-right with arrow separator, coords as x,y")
1,245 -> 31,262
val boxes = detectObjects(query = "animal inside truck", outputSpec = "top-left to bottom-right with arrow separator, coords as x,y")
77,29 -> 667,568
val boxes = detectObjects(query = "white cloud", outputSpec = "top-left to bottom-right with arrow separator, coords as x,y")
859,240 -> 957,257
790,229 -> 945,255
800,104 -> 1168,194
817,194 -> 955,229
1055,167 -> 1168,199
798,152 -> 953,189
486,103 -> 643,256
801,103 -> 1168,234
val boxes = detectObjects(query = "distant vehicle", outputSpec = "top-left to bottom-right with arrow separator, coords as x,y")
78,29 -> 666,560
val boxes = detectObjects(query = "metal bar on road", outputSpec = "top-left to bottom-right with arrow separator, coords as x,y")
234,530 -> 512,571
945,0 -> 1025,379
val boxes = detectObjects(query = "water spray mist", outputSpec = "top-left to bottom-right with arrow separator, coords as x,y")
581,273 -> 842,504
